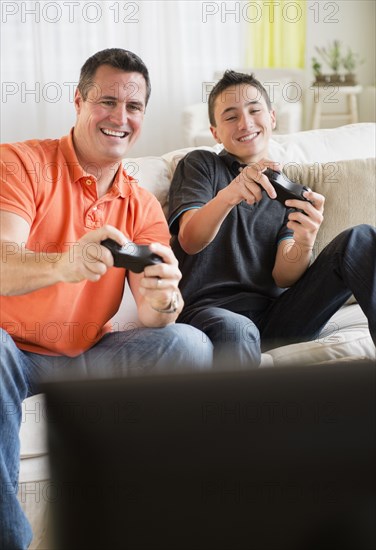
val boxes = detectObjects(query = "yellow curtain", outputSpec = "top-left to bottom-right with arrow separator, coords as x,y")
246,1 -> 306,68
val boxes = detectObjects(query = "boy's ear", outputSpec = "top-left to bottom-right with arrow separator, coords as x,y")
210,125 -> 221,144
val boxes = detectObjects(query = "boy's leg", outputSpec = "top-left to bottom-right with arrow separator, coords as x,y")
259,225 -> 376,350
179,307 -> 262,367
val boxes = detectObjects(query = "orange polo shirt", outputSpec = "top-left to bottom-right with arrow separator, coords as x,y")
0,130 -> 170,356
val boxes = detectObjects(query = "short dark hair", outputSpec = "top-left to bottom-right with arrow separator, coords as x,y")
208,70 -> 272,126
78,48 -> 151,105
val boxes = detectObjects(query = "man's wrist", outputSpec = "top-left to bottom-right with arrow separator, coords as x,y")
151,290 -> 180,314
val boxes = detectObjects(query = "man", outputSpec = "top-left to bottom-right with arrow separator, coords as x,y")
168,70 -> 376,366
0,49 -> 212,549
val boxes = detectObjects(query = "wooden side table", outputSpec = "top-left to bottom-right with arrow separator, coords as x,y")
311,84 -> 363,129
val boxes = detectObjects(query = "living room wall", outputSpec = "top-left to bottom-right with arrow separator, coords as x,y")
304,0 -> 376,129
1,0 -> 375,156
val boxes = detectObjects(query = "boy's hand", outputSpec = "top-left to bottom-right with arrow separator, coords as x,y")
285,190 -> 325,248
221,159 -> 280,206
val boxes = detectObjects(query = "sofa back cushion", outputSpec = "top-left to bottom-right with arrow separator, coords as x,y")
283,157 -> 376,260
268,123 -> 376,164
125,124 -> 376,214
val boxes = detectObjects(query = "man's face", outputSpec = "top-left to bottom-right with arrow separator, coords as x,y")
210,83 -> 276,165
74,64 -> 147,166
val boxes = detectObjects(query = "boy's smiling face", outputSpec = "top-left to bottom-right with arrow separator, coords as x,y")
210,83 -> 276,165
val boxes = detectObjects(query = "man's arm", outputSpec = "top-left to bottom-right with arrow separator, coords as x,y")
0,210 -> 126,296
128,242 -> 184,327
178,160 -> 278,254
272,190 -> 325,288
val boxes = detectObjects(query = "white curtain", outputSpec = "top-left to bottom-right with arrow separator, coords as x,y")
1,1 -> 248,156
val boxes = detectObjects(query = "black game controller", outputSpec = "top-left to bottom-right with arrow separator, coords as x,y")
101,238 -> 163,273
263,168 -> 311,210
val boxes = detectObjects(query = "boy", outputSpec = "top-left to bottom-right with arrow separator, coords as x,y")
168,70 -> 376,366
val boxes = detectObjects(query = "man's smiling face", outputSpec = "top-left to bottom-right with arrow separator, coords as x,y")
210,83 -> 276,165
73,64 -> 146,168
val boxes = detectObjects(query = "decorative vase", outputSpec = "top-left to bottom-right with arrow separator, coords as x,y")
345,73 -> 357,85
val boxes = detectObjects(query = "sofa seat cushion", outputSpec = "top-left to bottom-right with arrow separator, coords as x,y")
268,304 -> 375,367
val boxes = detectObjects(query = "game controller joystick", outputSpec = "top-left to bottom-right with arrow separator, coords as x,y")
101,239 -> 163,273
263,168 -> 311,210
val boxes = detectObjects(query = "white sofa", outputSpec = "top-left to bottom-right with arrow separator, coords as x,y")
19,123 -> 376,548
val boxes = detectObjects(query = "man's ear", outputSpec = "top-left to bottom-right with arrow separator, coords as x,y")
74,88 -> 83,114
210,125 -> 221,144
270,109 -> 277,130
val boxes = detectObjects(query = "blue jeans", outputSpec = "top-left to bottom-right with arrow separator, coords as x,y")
181,225 -> 376,366
0,324 -> 212,549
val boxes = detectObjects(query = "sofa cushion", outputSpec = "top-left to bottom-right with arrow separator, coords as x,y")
268,123 -> 376,164
123,156 -> 171,215
125,145 -> 222,214
125,124 -> 375,213
268,304 -> 375,366
283,157 -> 376,260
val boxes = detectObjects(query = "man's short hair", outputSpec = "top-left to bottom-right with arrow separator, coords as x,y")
208,70 -> 272,126
78,48 -> 151,105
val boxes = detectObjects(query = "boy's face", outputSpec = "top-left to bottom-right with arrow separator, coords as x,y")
210,83 -> 276,165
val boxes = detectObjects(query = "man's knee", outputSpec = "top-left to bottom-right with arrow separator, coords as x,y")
0,327 -> 15,349
0,328 -> 28,397
0,328 -> 20,372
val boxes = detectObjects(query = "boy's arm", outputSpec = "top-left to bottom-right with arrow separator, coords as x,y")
178,161 -> 278,255
272,189 -> 325,288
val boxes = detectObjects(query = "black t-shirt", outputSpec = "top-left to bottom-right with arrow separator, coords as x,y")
168,149 -> 293,316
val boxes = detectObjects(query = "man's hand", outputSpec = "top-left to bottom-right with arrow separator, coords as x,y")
59,225 -> 128,284
220,159 -> 280,206
135,242 -> 182,314
128,242 -> 183,327
285,189 -> 325,249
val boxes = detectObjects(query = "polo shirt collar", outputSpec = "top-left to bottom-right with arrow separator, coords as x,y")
59,129 -> 132,198
219,149 -> 247,173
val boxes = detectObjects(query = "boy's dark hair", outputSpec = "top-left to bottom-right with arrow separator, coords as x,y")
208,70 -> 272,126
78,48 -> 151,105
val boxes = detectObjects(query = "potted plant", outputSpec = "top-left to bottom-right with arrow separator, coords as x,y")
315,40 -> 343,83
342,48 -> 363,85
311,57 -> 325,83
